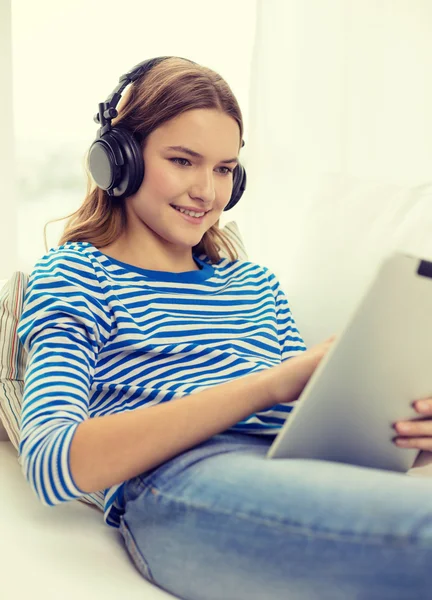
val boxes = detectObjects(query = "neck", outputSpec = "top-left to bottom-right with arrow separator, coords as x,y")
97,236 -> 200,273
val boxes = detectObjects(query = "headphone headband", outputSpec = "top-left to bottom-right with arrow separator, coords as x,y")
93,57 -> 197,132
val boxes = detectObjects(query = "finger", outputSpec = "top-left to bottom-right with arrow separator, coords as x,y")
394,437 -> 432,451
395,420 -> 432,437
414,399 -> 432,414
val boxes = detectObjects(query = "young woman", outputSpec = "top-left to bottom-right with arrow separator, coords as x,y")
17,56 -> 432,600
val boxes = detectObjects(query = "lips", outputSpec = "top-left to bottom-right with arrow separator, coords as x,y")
171,205 -> 208,215
171,205 -> 207,224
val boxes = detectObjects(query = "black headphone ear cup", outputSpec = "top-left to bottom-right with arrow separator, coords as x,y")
88,127 -> 144,198
224,163 -> 247,211
108,127 -> 144,197
88,133 -> 122,192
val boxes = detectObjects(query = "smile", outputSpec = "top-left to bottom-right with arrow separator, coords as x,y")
171,205 -> 207,217
171,205 -> 208,224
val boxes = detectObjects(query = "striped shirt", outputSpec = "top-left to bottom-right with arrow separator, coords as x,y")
17,241 -> 307,528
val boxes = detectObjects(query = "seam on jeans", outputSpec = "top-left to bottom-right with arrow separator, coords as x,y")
138,481 -> 432,549
119,515 -> 155,582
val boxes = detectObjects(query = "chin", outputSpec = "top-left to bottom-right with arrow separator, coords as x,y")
166,233 -> 204,248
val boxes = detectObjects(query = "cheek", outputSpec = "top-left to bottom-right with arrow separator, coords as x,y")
146,163 -> 181,196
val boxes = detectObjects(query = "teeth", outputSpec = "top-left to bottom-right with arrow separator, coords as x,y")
173,206 -> 205,218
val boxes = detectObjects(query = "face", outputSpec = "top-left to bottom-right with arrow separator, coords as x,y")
123,108 -> 241,256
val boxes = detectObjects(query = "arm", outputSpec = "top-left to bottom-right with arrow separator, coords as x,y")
71,333 -> 329,493
69,362 -> 302,493
248,268 -> 307,427
17,251 -> 110,505
270,270 -> 308,362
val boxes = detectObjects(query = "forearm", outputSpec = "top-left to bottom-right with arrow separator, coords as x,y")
69,363 -> 300,494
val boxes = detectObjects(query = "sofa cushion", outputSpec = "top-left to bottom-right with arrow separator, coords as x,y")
0,279 -> 8,441
0,272 -> 28,449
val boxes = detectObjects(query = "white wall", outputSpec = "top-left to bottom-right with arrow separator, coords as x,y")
248,0 -> 432,183
241,0 -> 432,270
0,0 -> 17,280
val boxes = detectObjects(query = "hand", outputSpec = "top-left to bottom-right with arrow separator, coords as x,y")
268,334 -> 337,406
393,398 -> 432,451
300,334 -> 337,375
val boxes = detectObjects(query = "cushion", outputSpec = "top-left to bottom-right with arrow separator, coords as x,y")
220,220 -> 248,260
0,222 -> 248,451
0,279 -> 9,441
0,272 -> 29,450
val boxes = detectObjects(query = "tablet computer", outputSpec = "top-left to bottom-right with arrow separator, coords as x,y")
266,252 -> 432,472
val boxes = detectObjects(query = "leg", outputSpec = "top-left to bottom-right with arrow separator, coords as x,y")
118,432 -> 432,600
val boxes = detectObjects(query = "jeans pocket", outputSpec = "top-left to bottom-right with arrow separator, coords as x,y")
122,471 -> 153,506
119,514 -> 156,583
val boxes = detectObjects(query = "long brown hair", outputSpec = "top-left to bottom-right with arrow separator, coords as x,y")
45,57 -> 244,263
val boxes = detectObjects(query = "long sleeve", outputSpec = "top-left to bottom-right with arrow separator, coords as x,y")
233,267 -> 307,432
17,250 -> 111,506
265,267 -> 308,360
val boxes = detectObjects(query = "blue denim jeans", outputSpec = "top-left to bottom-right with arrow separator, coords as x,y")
117,432 -> 432,600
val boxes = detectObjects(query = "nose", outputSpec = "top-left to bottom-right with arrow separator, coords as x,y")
189,168 -> 217,205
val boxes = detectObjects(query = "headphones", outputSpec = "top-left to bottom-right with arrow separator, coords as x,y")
88,56 -> 247,211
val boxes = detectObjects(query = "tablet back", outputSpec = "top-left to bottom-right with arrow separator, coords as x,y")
267,252 -> 432,472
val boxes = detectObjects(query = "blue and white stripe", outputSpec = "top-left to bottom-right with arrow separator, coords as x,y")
17,242 -> 306,528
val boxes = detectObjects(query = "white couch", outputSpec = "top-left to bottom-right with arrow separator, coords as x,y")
2,170 -> 432,599
0,440 -> 176,599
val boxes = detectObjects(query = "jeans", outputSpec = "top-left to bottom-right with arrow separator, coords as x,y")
117,432 -> 432,600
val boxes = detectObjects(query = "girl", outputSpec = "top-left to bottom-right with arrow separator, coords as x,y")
17,56 -> 432,600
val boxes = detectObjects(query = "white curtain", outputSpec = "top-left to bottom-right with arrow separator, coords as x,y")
233,0 -> 432,271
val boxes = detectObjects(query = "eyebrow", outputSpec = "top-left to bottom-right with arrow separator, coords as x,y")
164,145 -> 239,165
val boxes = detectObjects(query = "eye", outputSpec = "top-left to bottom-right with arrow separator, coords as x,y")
170,157 -> 190,167
219,166 -> 234,175
169,158 -> 233,175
